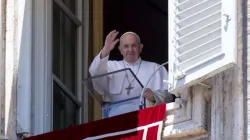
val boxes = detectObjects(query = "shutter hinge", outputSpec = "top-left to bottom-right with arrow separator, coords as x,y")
173,62 -> 186,80
174,71 -> 186,80
163,79 -> 173,88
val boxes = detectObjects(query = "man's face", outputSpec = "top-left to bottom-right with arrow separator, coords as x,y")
119,34 -> 143,63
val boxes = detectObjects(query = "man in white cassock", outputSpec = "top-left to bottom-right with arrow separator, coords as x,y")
89,30 -> 174,117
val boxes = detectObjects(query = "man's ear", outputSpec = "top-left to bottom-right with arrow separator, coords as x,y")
118,46 -> 122,54
139,44 -> 143,53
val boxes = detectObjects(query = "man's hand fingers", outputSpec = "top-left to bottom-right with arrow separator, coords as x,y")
144,89 -> 154,99
143,91 -> 151,98
144,93 -> 155,102
106,30 -> 116,39
113,39 -> 119,46
111,31 -> 119,40
143,88 -> 149,93
108,30 -> 116,36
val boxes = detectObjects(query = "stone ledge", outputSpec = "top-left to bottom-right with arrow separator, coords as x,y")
163,121 -> 208,139
163,85 -> 209,139
0,135 -> 8,140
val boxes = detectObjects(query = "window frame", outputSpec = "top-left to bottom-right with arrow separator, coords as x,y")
31,0 -> 53,134
52,0 -> 81,128
31,0 -> 88,134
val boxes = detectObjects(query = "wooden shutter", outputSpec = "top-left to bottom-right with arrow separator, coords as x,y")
168,0 -> 236,93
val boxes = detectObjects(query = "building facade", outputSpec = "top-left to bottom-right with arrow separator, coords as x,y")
0,0 -> 248,140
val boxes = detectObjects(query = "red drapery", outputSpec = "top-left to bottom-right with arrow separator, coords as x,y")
25,104 -> 166,140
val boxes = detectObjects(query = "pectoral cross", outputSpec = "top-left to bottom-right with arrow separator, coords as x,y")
125,84 -> 134,95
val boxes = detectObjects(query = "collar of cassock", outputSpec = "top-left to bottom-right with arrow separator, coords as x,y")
123,57 -> 142,66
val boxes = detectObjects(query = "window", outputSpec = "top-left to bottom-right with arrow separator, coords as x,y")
52,0 -> 82,130
168,0 -> 237,93
31,0 -> 85,134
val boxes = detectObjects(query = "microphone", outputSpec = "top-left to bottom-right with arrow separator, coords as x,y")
139,61 -> 170,109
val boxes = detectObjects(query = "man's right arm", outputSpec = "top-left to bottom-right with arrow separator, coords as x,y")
88,30 -> 119,102
89,50 -> 110,76
89,30 -> 119,76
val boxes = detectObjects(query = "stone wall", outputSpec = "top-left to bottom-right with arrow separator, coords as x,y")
0,0 -> 28,139
246,0 -> 250,139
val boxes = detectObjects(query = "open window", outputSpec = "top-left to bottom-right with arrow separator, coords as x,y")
52,0 -> 83,130
89,0 -> 171,121
103,0 -> 168,66
168,0 -> 237,93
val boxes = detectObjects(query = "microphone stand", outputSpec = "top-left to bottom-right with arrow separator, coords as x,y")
139,61 -> 169,109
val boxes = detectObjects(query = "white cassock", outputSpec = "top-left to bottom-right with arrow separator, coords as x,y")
89,52 -> 172,117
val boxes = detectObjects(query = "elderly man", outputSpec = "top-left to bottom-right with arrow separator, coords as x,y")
89,30 -> 173,117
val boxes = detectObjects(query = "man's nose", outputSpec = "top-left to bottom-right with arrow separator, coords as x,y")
128,46 -> 133,52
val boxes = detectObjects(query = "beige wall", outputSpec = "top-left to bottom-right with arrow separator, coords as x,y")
0,0 -> 7,139
246,0 -> 250,139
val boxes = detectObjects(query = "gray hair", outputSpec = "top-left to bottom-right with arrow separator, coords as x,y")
119,32 -> 141,44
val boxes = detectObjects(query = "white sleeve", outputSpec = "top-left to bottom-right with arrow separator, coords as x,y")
88,52 -> 111,102
89,52 -> 110,76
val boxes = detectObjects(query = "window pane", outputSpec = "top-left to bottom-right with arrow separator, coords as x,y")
53,2 -> 77,94
62,0 -> 76,14
53,81 -> 77,130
